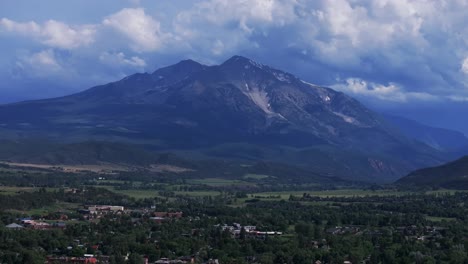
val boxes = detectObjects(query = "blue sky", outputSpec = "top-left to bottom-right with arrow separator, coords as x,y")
1,0 -> 468,131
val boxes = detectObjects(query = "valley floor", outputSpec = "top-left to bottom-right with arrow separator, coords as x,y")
0,168 -> 467,263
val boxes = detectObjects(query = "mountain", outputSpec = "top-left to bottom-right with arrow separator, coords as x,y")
382,114 -> 468,151
0,139 -> 351,185
397,156 -> 468,189
0,56 -> 445,182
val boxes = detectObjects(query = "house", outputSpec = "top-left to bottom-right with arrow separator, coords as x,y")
243,225 -> 256,232
216,223 -> 282,239
5,223 -> 24,229
153,212 -> 183,218
149,217 -> 166,223
155,258 -> 189,264
149,212 -> 183,223
46,256 -> 98,263
87,205 -> 124,214
52,222 -> 67,229
248,231 -> 283,238
78,209 -> 91,215
218,224 -> 235,232
326,227 -> 342,235
22,220 -> 51,230
179,256 -> 195,263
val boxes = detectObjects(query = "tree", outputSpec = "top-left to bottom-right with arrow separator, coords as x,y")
128,253 -> 144,264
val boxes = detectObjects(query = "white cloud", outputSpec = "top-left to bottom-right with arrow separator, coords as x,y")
461,57 -> 468,74
170,0 -> 298,58
0,18 -> 41,34
297,0 -> 437,68
446,95 -> 468,102
103,8 -> 168,52
189,0 -> 296,28
332,78 -> 438,102
28,49 -> 60,68
0,18 -> 96,49
15,49 -> 64,78
211,40 -> 225,55
99,52 -> 146,68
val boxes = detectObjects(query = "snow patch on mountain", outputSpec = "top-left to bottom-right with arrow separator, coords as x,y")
333,112 -> 359,125
301,80 -> 319,87
248,59 -> 265,69
273,72 -> 291,83
300,80 -> 333,103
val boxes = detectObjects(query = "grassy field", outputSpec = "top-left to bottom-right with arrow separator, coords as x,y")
0,186 -> 58,195
0,186 -> 37,195
2,162 -> 129,173
243,174 -> 271,180
187,178 -> 253,187
174,190 -> 222,197
426,189 -> 468,195
425,215 -> 457,222
248,189 -> 413,200
72,185 -> 468,201
6,201 -> 80,215
97,185 -> 221,199
95,186 -> 162,199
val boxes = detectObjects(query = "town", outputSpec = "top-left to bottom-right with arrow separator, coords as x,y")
1,181 -> 466,263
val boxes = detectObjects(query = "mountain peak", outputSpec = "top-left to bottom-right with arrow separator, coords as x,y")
224,55 -> 250,62
153,59 -> 204,74
222,55 -> 265,69
177,59 -> 203,67
151,58 -> 206,83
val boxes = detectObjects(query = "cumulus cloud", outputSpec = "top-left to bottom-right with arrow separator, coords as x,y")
461,57 -> 468,74
168,0 -> 468,98
446,95 -> 468,102
0,18 -> 96,49
103,8 -> 168,52
170,0 -> 298,58
331,78 -> 438,103
14,49 -> 64,78
187,0 -> 297,29
99,52 -> 146,68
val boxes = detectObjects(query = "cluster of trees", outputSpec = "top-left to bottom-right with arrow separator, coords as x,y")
0,187 -> 133,211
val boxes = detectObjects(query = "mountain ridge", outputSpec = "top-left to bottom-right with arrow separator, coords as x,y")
0,55 -> 446,182
397,155 -> 468,189
382,113 -> 468,151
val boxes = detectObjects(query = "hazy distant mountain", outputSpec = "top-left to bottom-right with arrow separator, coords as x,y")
382,114 -> 468,151
397,156 -> 468,189
0,56 -> 445,182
